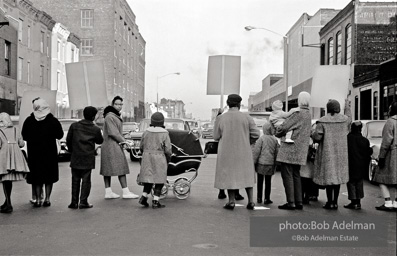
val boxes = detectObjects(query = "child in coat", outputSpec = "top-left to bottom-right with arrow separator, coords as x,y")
344,121 -> 372,210
66,106 -> 103,209
252,120 -> 279,204
138,112 -> 172,209
269,100 -> 299,143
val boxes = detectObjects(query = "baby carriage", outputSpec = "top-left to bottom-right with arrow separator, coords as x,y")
125,129 -> 204,199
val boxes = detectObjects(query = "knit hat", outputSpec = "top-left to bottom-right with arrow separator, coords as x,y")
151,112 -> 165,127
272,100 -> 283,111
326,99 -> 341,114
83,106 -> 98,121
226,94 -> 242,107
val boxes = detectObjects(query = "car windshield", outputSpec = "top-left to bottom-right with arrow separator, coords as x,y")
139,119 -> 185,131
123,123 -> 138,131
203,124 -> 213,129
365,121 -> 385,138
187,121 -> 198,128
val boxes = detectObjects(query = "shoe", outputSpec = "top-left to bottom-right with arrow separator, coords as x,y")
29,199 -> 37,204
42,201 -> 51,207
122,192 -> 139,199
79,203 -> 93,209
0,206 -> 13,213
235,194 -> 245,201
139,196 -> 149,207
152,200 -> 165,209
105,192 -> 120,199
295,204 -> 303,210
375,204 -> 394,211
309,196 -> 318,202
257,198 -> 262,204
68,203 -> 78,209
344,203 -> 360,210
333,204 -> 338,210
284,139 -> 295,144
323,202 -> 333,210
1,202 -> 7,210
223,202 -> 235,210
264,199 -> 273,205
218,190 -> 226,199
278,203 -> 295,210
247,202 -> 255,210
33,201 -> 42,208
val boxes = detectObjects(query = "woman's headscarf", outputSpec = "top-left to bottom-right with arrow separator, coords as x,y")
33,98 -> 51,121
0,112 -> 13,128
298,91 -> 311,107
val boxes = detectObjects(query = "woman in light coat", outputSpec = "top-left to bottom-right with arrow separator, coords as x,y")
312,99 -> 351,210
100,96 -> 138,199
373,101 -> 397,211
214,94 -> 260,210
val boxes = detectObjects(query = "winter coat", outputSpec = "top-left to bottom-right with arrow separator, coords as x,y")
213,108 -> 260,189
22,113 -> 63,184
373,115 -> 397,185
275,106 -> 312,165
312,107 -> 351,186
252,135 -> 279,166
138,127 -> 172,184
347,132 -> 372,181
100,111 -> 129,176
0,126 -> 29,174
67,119 -> 103,170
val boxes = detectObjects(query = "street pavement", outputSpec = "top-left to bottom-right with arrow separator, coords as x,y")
0,138 -> 396,256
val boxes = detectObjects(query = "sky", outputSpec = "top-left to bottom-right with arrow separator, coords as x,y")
126,0 -> 389,120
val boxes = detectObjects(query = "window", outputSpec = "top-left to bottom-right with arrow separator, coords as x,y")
328,38 -> 334,65
40,31 -> 45,53
81,9 -> 93,28
345,25 -> 352,65
57,41 -> 61,60
57,71 -> 61,91
81,39 -> 93,55
27,61 -> 30,83
373,91 -> 378,120
336,32 -> 342,65
47,35 -> 50,56
71,47 -> 75,62
17,57 -> 23,81
4,41 -> 11,75
27,25 -> 31,48
18,18 -> 23,42
40,65 -> 44,85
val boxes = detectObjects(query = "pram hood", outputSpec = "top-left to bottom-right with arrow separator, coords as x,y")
167,129 -> 204,156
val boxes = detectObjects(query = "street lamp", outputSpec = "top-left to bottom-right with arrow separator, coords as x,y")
157,72 -> 181,111
245,26 -> 289,110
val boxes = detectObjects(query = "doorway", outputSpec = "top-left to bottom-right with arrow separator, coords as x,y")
360,89 -> 372,120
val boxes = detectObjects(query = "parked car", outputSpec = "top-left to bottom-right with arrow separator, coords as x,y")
184,119 -> 201,138
58,119 -> 79,160
125,118 -> 190,161
122,122 -> 139,136
201,122 -> 214,139
248,111 -> 271,136
360,120 -> 386,181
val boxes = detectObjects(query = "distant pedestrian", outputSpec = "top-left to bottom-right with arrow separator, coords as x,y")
66,106 -> 103,209
100,96 -> 139,199
22,98 -> 64,207
252,120 -> 279,204
270,100 -> 299,143
373,101 -> 397,211
138,112 -> 172,209
0,112 -> 30,213
312,99 -> 352,210
344,121 -> 372,210
275,91 -> 312,210
213,94 -> 260,210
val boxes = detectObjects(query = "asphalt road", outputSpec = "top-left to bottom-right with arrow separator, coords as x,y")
0,138 -> 396,256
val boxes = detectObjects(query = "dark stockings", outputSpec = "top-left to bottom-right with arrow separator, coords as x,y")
2,181 -> 12,208
326,185 -> 340,204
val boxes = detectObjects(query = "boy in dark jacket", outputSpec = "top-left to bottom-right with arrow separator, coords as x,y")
66,106 -> 103,209
344,121 -> 373,210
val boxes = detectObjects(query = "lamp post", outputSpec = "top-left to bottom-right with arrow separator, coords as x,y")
156,72 -> 181,111
245,26 -> 289,110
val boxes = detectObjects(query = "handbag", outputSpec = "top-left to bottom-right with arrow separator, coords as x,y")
204,141 -> 219,154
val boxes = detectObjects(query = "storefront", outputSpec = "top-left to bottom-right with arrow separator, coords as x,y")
380,58 -> 397,119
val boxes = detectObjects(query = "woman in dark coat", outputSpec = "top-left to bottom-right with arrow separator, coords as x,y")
22,98 -> 63,207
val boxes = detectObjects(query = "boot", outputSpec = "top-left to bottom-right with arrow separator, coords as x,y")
139,196 -> 149,207
152,200 -> 165,209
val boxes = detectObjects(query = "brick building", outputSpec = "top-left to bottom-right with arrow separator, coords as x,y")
319,0 -> 397,120
0,9 -> 17,114
159,98 -> 185,119
29,0 -> 146,122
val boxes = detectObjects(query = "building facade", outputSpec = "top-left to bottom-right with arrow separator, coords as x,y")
29,0 -> 146,122
0,8 -> 17,114
319,0 -> 397,120
159,98 -> 185,119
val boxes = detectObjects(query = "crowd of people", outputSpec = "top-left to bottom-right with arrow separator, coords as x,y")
0,94 -> 396,214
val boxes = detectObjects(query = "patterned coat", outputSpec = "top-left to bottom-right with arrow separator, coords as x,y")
373,115 -> 397,185
138,127 -> 172,184
275,106 -> 312,166
100,112 -> 129,176
213,108 -> 260,189
312,108 -> 351,186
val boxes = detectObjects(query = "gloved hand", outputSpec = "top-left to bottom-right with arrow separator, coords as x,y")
378,158 -> 385,169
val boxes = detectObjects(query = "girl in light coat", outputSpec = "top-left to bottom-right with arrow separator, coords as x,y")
138,112 -> 172,209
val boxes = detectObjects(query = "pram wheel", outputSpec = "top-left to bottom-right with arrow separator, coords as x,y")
173,178 -> 191,200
